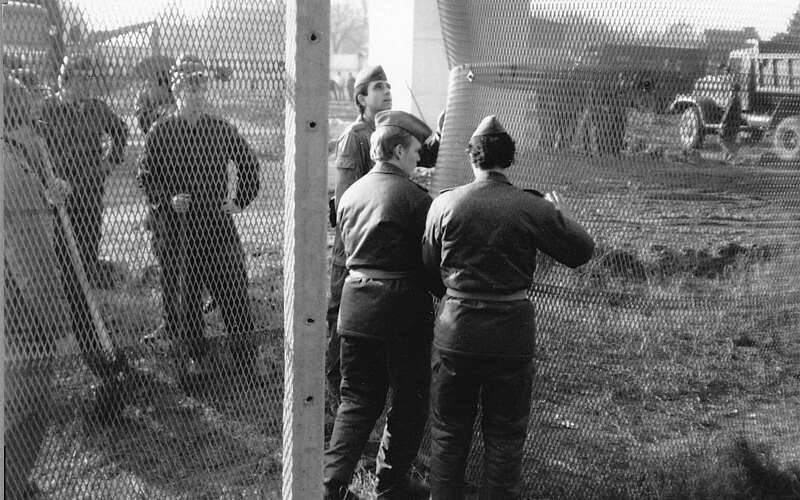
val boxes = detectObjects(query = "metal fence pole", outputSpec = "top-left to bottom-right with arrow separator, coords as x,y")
282,0 -> 329,498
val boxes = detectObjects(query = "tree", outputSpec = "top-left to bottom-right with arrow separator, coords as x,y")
330,0 -> 368,54
787,4 -> 800,37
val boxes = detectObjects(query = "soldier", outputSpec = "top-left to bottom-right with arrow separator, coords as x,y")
422,116 -> 595,499
137,54 -> 261,377
36,55 -> 129,388
39,55 -> 129,288
3,75 -> 70,499
326,64 -> 393,416
324,111 -> 443,500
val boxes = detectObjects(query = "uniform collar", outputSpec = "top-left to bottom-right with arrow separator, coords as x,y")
473,169 -> 511,185
372,161 -> 408,177
357,113 -> 376,130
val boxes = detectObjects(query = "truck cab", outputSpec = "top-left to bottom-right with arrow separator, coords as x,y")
669,39 -> 800,159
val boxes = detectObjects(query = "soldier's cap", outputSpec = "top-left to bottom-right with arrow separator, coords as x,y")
470,115 -> 510,139
353,65 -> 388,96
171,54 -> 209,88
60,55 -> 98,80
375,110 -> 432,144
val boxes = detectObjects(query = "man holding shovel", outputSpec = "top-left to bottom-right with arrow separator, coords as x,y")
36,55 -> 130,408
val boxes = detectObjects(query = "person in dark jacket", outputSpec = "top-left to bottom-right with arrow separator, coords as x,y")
137,54 -> 261,376
326,64 -> 393,415
39,55 -> 128,287
422,115 -> 595,499
37,55 -> 129,383
323,111 -> 443,500
326,66 -> 440,419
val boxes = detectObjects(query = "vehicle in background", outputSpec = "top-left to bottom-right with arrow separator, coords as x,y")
669,39 -> 800,160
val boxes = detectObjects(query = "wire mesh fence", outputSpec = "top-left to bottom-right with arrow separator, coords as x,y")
4,0 -> 287,497
427,1 -> 800,498
4,0 -> 800,499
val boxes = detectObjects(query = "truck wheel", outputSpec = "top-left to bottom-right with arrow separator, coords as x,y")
679,107 -> 704,150
773,116 -> 800,160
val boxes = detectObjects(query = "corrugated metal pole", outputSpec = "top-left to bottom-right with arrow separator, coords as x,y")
282,0 -> 329,498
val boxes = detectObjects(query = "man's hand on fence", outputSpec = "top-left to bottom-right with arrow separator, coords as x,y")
171,193 -> 192,214
222,199 -> 243,214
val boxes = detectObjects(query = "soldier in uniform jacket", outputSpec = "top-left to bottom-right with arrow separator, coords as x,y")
422,115 -> 595,499
324,111 -> 443,500
37,56 -> 129,383
137,54 -> 260,375
326,64 -> 392,415
39,55 -> 129,287
326,65 -> 440,417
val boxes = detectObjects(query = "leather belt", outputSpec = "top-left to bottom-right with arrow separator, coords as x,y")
446,288 -> 528,302
349,268 -> 409,280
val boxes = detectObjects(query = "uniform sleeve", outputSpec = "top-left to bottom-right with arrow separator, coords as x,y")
333,131 -> 363,207
102,102 -> 129,165
137,126 -> 168,210
226,122 -> 261,209
421,195 -> 446,298
530,199 -> 595,268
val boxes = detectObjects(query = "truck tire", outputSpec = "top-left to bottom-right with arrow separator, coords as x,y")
773,116 -> 800,160
679,106 -> 704,150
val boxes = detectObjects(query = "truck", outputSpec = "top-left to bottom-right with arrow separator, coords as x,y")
669,39 -> 800,160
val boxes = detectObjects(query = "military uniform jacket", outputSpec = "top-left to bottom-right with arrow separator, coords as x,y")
422,171 -> 594,358
137,113 -> 260,228
39,96 -> 128,185
336,161 -> 439,340
331,114 -> 375,265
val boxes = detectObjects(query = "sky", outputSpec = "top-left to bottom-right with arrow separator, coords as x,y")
75,0 -> 798,40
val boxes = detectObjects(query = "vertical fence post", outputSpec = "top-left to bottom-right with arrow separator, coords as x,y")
282,0 -> 329,498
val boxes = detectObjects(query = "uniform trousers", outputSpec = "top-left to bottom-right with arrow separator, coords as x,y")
324,335 -> 431,494
429,347 -> 534,500
152,210 -> 254,361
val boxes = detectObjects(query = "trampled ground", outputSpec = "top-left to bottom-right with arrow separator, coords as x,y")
28,105 -> 800,499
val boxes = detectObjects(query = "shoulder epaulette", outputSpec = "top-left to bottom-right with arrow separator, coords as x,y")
523,188 -> 544,198
439,187 -> 454,194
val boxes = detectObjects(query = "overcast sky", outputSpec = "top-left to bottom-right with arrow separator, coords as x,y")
77,0 -> 798,40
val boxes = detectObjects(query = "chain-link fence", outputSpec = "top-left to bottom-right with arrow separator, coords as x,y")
426,1 -> 800,498
5,0 -> 800,499
4,0 -> 288,497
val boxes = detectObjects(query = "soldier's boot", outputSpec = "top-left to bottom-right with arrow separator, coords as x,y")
376,476 -> 430,499
323,481 -> 365,500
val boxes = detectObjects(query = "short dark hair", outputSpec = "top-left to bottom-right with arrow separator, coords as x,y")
468,134 -> 515,169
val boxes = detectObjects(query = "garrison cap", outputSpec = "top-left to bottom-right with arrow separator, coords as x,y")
171,54 -> 208,88
353,64 -> 387,96
470,114 -> 509,139
375,110 -> 432,144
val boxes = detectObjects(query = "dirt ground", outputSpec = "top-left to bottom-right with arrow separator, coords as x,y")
20,102 -> 800,499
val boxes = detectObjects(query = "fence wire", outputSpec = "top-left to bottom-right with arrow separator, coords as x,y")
4,0 -> 800,499
429,1 -> 800,498
4,0 -> 286,497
